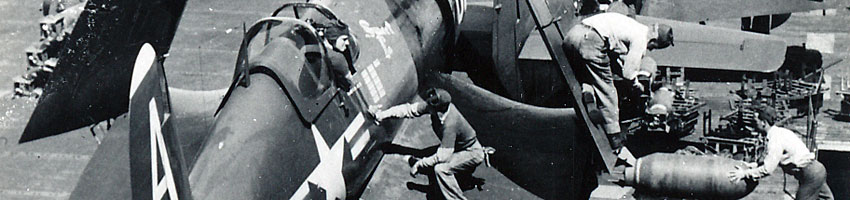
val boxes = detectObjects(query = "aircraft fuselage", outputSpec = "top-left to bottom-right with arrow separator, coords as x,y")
187,0 -> 455,199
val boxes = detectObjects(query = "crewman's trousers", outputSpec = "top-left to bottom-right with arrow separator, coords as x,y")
792,160 -> 834,200
434,148 -> 485,200
564,24 -> 620,134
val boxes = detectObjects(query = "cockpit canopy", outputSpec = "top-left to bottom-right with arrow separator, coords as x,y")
245,18 -> 330,98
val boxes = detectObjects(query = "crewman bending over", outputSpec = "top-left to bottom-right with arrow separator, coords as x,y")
728,106 -> 833,200
563,12 -> 674,153
371,88 -> 484,200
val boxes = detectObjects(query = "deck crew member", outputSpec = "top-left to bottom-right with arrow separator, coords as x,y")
563,12 -> 674,152
371,88 -> 484,200
729,106 -> 833,200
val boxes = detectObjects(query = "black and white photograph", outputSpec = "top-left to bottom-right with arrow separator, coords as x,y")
0,0 -> 848,199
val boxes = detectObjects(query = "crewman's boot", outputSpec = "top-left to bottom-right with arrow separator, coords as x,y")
606,131 -> 626,152
617,146 -> 636,166
608,132 -> 636,167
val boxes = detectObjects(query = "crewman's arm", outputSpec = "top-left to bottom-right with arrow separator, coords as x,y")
744,137 -> 783,179
622,35 -> 649,80
374,102 -> 427,121
417,126 -> 457,168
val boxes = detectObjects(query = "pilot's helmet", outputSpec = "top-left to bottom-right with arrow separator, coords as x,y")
426,88 -> 452,112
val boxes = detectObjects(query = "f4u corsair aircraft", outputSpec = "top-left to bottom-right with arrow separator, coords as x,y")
19,0 -> 845,199
62,1 -> 593,199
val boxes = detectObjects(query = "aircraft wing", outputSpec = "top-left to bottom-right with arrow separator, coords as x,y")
637,16 -> 787,72
19,0 -> 187,143
518,15 -> 786,72
640,0 -> 850,22
362,73 -> 594,199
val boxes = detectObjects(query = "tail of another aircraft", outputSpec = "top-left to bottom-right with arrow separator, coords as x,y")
127,43 -> 193,200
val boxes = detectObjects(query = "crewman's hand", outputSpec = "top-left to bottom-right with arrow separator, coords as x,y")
366,106 -> 382,125
632,78 -> 645,92
409,161 -> 422,177
727,165 -> 748,183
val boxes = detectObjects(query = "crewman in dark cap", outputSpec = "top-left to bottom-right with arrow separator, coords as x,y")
371,88 -> 484,200
563,12 -> 674,155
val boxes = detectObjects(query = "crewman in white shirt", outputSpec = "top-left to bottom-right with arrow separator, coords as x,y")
563,12 -> 674,152
729,106 -> 833,200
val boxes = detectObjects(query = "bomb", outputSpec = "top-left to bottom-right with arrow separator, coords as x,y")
624,153 -> 758,199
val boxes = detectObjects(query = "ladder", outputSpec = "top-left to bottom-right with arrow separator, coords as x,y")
524,0 -> 617,172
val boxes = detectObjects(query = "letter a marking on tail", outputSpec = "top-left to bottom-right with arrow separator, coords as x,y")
149,100 -> 179,200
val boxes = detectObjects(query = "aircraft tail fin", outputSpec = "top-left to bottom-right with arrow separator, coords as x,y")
127,43 -> 194,199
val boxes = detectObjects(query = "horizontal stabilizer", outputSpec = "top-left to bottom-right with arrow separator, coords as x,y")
69,116 -> 133,200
